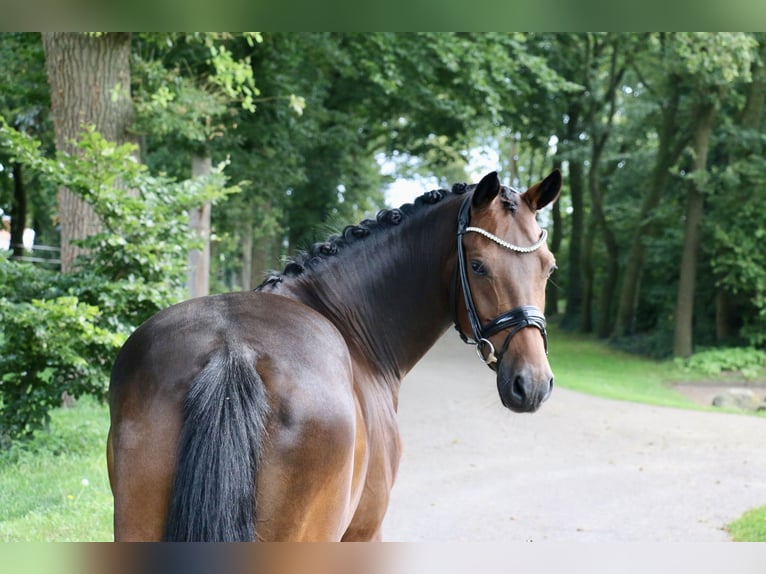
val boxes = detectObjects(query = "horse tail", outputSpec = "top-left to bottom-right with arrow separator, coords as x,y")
163,345 -> 269,542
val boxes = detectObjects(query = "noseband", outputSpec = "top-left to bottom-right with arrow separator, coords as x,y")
454,194 -> 549,371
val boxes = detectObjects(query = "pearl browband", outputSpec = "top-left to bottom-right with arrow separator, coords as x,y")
464,227 -> 548,253
454,194 -> 549,370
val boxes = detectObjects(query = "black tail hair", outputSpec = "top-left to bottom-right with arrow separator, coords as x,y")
163,346 -> 269,541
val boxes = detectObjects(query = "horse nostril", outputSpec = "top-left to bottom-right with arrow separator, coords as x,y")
545,377 -> 554,401
511,375 -> 527,403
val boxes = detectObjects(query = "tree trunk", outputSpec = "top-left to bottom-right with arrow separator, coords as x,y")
587,155 -> 621,338
715,292 -> 740,343
562,104 -> 585,328
10,162 -> 27,258
188,154 -> 212,299
251,235 -> 271,289
545,159 -> 563,316
240,222 -> 253,291
581,217 -> 596,333
525,147 -> 538,189
596,237 -> 619,338
41,32 -> 134,272
740,37 -> 766,129
586,36 -> 624,338
673,101 -> 717,358
613,78 -> 687,337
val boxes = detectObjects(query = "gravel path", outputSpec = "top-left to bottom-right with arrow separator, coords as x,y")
382,334 -> 766,542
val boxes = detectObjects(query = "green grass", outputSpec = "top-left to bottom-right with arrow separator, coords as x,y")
728,506 -> 766,541
548,326 -> 698,409
0,396 -> 112,542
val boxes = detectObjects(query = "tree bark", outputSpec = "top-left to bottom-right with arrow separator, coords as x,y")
41,32 -> 134,272
188,155 -> 212,299
673,100 -> 717,358
740,37 -> 766,129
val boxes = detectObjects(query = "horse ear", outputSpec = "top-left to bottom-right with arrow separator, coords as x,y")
523,169 -> 562,211
471,171 -> 501,209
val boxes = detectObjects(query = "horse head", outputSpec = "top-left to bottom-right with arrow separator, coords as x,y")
455,170 -> 561,413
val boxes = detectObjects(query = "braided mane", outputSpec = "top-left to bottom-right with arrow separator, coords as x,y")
256,183 -> 476,290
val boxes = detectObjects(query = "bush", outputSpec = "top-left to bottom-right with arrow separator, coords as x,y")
677,347 -> 766,379
0,288 -> 123,440
0,120 -> 235,442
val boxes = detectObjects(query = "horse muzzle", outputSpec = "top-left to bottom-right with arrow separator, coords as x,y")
496,363 -> 554,413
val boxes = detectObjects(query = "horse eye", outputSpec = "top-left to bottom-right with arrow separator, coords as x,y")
471,260 -> 488,276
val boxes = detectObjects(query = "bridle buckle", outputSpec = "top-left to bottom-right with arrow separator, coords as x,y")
476,338 -> 497,368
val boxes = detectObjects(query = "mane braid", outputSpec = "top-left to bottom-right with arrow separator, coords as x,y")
255,183 -> 471,290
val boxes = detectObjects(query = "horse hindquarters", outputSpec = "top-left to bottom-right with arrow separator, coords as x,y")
109,291 -> 361,541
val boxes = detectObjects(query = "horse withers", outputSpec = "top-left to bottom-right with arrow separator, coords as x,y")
106,169 -> 562,541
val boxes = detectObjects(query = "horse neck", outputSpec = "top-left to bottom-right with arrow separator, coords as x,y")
280,195 -> 462,386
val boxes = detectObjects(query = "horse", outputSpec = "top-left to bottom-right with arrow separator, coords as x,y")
106,168 -> 562,541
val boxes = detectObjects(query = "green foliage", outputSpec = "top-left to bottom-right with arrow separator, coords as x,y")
671,33 -> 757,84
131,32 -> 274,148
5,32 -> 766,443
132,54 -> 227,145
0,285 -> 123,440
706,123 -> 766,347
677,347 -> 766,379
0,119 -> 235,442
0,258 -> 120,443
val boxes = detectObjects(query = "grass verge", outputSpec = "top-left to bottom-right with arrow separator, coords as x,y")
547,326 -> 697,409
728,506 -> 766,541
0,396 -> 112,542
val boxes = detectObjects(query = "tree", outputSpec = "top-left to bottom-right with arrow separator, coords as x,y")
705,35 -> 766,348
529,33 -> 588,330
611,35 -> 693,338
670,33 -> 756,357
41,33 -> 134,272
132,32 -> 266,297
578,34 -> 630,337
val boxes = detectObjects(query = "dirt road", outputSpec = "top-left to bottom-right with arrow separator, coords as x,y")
382,334 -> 766,541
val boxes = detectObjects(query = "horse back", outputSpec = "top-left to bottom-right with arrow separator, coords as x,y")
110,290 -> 350,395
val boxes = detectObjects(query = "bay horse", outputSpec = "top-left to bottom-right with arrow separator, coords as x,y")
106,169 -> 562,541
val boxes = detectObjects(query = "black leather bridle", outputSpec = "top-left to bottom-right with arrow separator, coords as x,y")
453,194 -> 549,371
